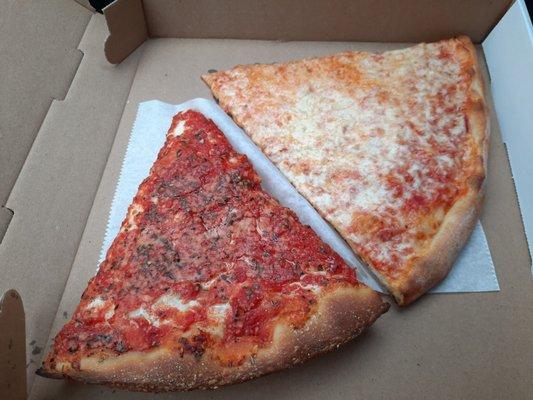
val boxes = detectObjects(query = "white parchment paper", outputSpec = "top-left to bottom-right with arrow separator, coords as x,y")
100,99 -> 499,293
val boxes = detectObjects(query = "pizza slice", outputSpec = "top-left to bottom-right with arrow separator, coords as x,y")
203,36 -> 488,306
37,110 -> 389,391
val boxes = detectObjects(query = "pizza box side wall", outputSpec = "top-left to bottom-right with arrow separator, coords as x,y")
483,0 -> 533,270
103,0 -> 513,64
0,0 -> 531,398
142,0 -> 511,42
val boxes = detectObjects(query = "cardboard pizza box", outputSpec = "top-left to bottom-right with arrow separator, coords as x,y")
1,0 -> 532,398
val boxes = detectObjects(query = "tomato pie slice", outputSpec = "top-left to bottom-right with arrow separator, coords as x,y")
38,110 -> 389,391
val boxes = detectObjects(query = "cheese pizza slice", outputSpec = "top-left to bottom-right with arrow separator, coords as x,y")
203,36 -> 488,305
37,110 -> 388,391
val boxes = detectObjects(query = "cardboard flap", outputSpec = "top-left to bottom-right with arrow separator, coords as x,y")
103,0 -> 512,63
104,0 -> 148,64
142,0 -> 512,42
0,0 -> 91,227
0,290 -> 26,400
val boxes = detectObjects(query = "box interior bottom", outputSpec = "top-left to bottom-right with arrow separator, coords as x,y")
26,14 -> 533,400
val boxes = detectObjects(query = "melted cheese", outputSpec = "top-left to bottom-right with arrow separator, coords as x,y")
209,303 -> 230,318
86,297 -> 115,320
206,38 -> 478,279
127,295 -> 201,328
153,294 -> 199,312
200,277 -> 218,290
128,306 -> 160,327
289,282 -> 322,294
104,308 -> 115,320
203,304 -> 231,337
169,119 -> 186,137
86,296 -> 105,309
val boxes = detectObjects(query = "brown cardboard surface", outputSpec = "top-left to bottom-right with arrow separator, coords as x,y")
142,0 -> 511,43
0,290 -> 26,400
0,0 -> 90,211
29,38 -> 533,399
104,0 -> 147,64
0,12 -> 142,391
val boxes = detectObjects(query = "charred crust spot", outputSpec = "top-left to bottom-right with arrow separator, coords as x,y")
464,115 -> 470,133
178,334 -> 207,360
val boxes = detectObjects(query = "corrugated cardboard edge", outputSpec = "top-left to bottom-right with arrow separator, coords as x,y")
104,0 -> 147,64
0,290 -> 26,400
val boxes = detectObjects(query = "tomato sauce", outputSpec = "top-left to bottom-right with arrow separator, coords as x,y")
50,111 -> 359,368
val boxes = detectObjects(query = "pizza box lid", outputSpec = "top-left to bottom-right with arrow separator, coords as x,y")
1,0 -> 532,399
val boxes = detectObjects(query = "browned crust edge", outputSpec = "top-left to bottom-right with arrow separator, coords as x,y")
376,36 -> 489,305
202,74 -> 249,131
382,183 -> 484,306
37,286 -> 389,392
203,36 -> 489,307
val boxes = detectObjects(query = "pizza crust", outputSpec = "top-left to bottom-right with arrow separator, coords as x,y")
37,286 -> 389,391
379,36 -> 489,305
